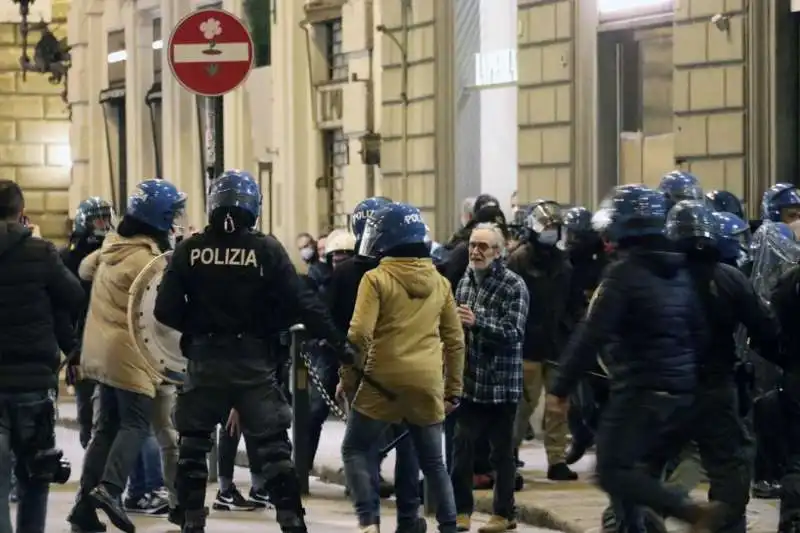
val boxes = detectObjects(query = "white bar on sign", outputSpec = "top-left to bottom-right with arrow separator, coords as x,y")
793,0 -> 800,12
172,43 -> 250,63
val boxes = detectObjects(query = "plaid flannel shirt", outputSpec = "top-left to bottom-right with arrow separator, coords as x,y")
455,260 -> 529,404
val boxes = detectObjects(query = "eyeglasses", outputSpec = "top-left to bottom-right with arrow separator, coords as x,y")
468,241 -> 495,252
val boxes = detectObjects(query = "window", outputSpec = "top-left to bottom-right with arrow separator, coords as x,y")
325,19 -> 347,81
107,30 -> 125,87
322,128 -> 348,229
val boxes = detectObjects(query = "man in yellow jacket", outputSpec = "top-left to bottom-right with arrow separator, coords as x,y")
67,179 -> 187,533
340,202 -> 465,533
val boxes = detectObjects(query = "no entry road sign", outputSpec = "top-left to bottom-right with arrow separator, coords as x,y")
168,8 -> 254,97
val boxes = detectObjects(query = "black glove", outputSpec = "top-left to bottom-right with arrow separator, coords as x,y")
319,339 -> 358,365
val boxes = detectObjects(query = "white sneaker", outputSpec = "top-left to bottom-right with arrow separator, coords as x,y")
359,525 -> 379,533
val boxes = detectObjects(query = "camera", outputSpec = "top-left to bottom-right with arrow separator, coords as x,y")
26,448 -> 71,484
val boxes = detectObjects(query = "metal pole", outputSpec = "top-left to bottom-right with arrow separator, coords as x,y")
290,323 -> 310,495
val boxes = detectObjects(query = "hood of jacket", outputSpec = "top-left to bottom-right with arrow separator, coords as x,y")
379,257 -> 438,299
630,249 -> 686,279
97,231 -> 162,267
0,221 -> 31,258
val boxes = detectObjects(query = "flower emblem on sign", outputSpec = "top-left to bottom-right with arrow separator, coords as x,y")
200,18 -> 223,55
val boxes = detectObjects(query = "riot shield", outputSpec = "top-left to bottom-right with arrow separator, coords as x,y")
127,251 -> 186,384
750,221 -> 800,306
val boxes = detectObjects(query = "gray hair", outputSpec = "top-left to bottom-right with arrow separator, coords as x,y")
462,197 -> 476,217
471,222 -> 506,251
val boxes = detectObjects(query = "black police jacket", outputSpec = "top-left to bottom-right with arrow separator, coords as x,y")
551,249 -> 705,397
154,228 -> 345,352
770,264 -> 800,370
507,243 -> 581,363
59,237 -> 102,356
688,261 -> 781,378
325,255 -> 378,335
0,222 -> 85,391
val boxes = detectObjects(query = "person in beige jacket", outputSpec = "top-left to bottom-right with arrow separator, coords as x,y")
67,179 -> 186,533
339,203 -> 465,533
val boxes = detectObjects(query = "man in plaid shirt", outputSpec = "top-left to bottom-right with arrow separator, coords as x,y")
450,223 -> 529,533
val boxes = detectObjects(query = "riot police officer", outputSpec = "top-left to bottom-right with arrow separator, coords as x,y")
546,185 -> 722,532
153,170 -> 346,533
60,197 -> 114,449
666,200 -> 781,533
658,170 -> 705,208
706,190 -> 746,221
710,211 -> 751,271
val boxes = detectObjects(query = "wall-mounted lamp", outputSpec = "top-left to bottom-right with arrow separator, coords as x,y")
711,13 -> 731,32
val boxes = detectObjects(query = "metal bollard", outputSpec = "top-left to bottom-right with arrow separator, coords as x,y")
290,323 -> 310,495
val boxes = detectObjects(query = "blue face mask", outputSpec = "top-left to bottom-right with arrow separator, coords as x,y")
537,229 -> 559,246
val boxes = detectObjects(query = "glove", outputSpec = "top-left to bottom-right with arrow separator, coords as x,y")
320,339 -> 358,365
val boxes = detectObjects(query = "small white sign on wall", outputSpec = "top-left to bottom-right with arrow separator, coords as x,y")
0,0 -> 51,23
793,0 -> 800,12
474,49 -> 517,88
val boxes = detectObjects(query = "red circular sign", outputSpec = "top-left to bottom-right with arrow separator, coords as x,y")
167,8 -> 254,97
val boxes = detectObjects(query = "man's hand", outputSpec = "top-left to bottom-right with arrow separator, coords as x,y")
457,305 -> 476,327
225,409 -> 240,436
335,380 -> 347,403
445,400 -> 457,414
545,394 -> 568,415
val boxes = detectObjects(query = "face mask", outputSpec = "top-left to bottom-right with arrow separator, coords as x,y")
300,247 -> 315,262
537,229 -> 559,246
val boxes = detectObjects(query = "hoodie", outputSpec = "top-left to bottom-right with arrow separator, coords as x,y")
344,257 -> 466,425
0,221 -> 84,390
79,232 -> 165,398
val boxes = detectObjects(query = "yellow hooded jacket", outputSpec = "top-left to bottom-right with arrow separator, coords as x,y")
79,232 -> 164,397
344,257 -> 465,425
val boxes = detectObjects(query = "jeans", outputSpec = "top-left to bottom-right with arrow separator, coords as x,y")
127,435 -> 164,499
342,410 -> 456,532
152,384 -> 179,507
74,379 -> 97,449
444,412 -> 457,473
0,390 -> 54,533
79,385 -> 155,499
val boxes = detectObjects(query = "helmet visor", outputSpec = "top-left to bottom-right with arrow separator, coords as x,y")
526,201 -> 562,233
358,220 -> 380,258
672,184 -> 704,203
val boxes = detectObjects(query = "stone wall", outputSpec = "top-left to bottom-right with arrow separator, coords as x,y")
0,0 -> 71,244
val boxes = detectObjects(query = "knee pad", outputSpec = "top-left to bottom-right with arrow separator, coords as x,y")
178,434 -> 212,481
253,433 -> 293,474
264,471 -> 303,512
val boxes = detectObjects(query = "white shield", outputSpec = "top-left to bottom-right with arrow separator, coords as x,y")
128,251 -> 187,384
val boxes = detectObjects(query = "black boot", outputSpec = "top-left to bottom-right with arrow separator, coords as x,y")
67,491 -> 107,533
181,508 -> 207,533
89,485 -> 135,533
276,508 -> 308,533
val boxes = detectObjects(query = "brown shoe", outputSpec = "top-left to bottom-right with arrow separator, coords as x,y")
478,515 -> 512,533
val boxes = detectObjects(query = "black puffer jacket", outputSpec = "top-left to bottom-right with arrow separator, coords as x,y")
59,236 -> 102,354
551,249 -> 705,397
0,222 -> 85,390
325,255 -> 378,335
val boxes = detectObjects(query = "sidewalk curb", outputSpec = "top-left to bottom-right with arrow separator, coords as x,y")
56,417 -> 581,533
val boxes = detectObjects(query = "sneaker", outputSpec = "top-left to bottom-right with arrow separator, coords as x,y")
478,515 -> 513,533
547,462 -> 578,481
124,492 -> 169,515
213,484 -> 258,511
248,486 -> 273,509
456,514 -> 471,532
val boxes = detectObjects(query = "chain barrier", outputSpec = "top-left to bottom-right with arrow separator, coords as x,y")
298,347 -> 349,421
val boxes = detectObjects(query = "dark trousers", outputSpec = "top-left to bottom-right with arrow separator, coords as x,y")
307,353 -> 339,468
451,401 -> 517,518
79,385 -> 155,498
74,379 -> 97,449
217,429 -> 262,479
0,390 -> 53,533
596,389 -> 696,526
780,370 -> 800,530
753,389 -> 787,483
174,381 -> 300,522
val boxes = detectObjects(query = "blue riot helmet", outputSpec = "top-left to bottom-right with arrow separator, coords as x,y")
562,206 -> 595,249
597,185 -> 668,243
350,196 -> 393,245
126,179 -> 187,232
658,170 -> 704,208
207,170 -> 262,231
73,197 -> 114,240
665,200 -> 718,249
761,183 -> 800,223
706,190 -> 745,220
358,202 -> 428,258
711,211 -> 751,266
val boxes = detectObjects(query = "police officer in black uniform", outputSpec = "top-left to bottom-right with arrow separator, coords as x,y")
666,200 -> 782,533
154,170 -> 346,533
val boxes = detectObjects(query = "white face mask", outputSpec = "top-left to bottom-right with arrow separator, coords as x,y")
537,229 -> 559,246
300,247 -> 315,262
